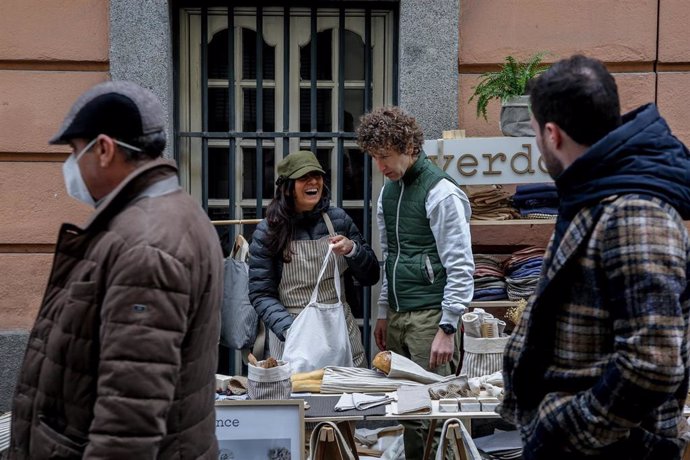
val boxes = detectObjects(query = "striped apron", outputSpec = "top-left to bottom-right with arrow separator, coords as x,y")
268,214 -> 366,368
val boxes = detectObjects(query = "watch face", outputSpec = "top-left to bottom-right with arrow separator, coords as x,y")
440,324 -> 456,334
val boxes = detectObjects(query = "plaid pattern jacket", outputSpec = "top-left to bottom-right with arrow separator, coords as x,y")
501,194 -> 690,460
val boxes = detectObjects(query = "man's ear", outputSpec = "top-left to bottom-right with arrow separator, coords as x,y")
94,135 -> 117,168
544,122 -> 563,150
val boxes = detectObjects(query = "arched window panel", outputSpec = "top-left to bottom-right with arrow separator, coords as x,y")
343,147 -> 367,201
242,147 -> 275,200
299,30 -> 333,81
243,88 -> 276,132
299,89 -> 331,132
241,28 -> 275,81
344,30 -> 365,81
209,146 -> 230,200
207,28 -> 230,80
208,88 -> 229,132
344,89 -> 364,132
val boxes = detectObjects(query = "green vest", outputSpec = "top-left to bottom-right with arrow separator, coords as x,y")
382,152 -> 454,312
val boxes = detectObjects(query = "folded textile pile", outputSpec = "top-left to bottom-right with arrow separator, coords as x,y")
394,385 -> 432,415
503,246 -> 544,300
473,254 -> 508,301
465,185 -> 519,221
467,371 -> 504,397
474,430 -> 522,459
511,182 -> 559,219
334,392 -> 395,411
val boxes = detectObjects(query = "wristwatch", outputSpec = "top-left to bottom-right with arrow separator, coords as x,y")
439,323 -> 457,335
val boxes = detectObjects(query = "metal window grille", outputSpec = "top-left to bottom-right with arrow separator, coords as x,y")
174,3 -> 398,368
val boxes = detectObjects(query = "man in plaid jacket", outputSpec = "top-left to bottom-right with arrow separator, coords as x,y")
500,55 -> 690,459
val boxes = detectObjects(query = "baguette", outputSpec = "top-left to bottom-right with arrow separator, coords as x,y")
290,368 -> 325,382
291,379 -> 322,393
372,351 -> 392,374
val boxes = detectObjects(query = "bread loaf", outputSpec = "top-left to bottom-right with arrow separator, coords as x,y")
290,368 -> 325,382
372,351 -> 392,374
292,379 -> 322,393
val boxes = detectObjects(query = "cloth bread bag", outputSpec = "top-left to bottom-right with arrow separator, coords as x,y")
247,359 -> 291,400
461,310 -> 509,378
461,334 -> 509,378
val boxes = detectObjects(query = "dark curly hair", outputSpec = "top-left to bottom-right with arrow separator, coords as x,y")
356,106 -> 424,156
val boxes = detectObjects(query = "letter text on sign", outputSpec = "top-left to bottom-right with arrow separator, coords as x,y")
422,138 -> 552,185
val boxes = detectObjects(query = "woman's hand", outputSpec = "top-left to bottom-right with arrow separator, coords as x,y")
329,235 -> 355,256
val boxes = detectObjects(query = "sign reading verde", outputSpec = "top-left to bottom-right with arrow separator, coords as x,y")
422,137 -> 552,185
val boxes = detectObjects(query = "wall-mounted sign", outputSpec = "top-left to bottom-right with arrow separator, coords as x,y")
215,400 -> 305,460
423,137 -> 553,185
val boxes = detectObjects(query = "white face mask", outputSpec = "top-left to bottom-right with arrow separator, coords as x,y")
62,138 -> 98,207
62,138 -> 144,207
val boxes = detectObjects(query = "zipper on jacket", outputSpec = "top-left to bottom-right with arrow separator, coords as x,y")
424,254 -> 435,284
392,182 -> 404,310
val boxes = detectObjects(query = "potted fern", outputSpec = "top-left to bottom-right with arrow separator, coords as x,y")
469,52 -> 549,136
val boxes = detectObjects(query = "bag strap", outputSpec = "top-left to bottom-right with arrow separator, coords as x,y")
308,244 -> 342,306
322,212 -> 336,237
232,234 -> 249,261
251,320 -> 267,359
308,421 -> 356,460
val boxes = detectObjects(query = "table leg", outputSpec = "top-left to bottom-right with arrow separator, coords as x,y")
422,418 -> 438,460
337,420 -> 360,460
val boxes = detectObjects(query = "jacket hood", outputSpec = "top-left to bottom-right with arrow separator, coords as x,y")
556,103 -> 690,220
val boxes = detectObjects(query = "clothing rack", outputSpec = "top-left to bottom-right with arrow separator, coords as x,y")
211,219 -> 261,226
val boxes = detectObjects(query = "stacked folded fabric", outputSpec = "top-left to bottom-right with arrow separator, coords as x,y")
473,254 -> 508,301
474,430 -> 523,459
465,185 -> 520,221
511,182 -> 559,219
503,246 -> 545,300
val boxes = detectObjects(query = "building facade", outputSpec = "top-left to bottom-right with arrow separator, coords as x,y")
1,0 -> 688,409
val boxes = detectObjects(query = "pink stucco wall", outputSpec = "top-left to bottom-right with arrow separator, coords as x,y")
1,1 -> 689,331
458,0 -> 690,145
0,1 -> 108,329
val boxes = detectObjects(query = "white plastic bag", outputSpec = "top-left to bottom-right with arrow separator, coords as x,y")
282,245 -> 353,373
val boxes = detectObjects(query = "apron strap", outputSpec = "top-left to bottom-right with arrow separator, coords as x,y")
322,212 -> 336,237
308,244 -> 342,305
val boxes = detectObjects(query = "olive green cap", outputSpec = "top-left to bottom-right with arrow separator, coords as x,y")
276,150 -> 325,182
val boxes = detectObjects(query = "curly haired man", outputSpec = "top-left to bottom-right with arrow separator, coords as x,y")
357,106 -> 474,459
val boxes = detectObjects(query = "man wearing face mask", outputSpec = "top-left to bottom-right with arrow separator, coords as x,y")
9,81 -> 224,459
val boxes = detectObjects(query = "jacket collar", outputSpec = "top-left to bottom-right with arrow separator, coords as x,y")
401,151 -> 428,186
83,157 -> 179,231
532,196 -> 614,306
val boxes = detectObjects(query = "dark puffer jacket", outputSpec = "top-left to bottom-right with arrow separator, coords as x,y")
10,159 -> 224,459
248,204 -> 380,340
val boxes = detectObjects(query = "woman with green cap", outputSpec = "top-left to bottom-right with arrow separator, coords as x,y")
248,150 -> 380,367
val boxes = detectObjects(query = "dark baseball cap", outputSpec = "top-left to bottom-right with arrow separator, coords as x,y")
276,150 -> 326,181
49,81 -> 166,145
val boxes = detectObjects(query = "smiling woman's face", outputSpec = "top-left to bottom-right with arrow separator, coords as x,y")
293,172 -> 324,212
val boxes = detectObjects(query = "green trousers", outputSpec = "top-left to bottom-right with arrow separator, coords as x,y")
386,308 -> 460,460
